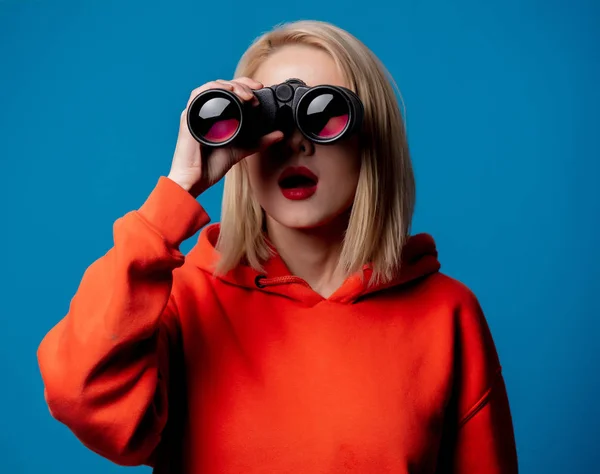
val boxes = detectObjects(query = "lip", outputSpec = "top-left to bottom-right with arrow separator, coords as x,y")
278,166 -> 319,184
278,166 -> 318,201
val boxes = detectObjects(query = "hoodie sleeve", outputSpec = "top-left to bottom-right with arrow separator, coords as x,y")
436,288 -> 519,473
37,177 -> 209,466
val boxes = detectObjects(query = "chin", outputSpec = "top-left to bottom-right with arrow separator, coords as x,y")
277,216 -> 330,230
266,201 -> 352,232
266,210 -> 326,230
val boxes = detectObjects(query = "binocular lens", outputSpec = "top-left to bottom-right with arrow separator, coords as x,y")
188,93 -> 242,145
298,89 -> 350,141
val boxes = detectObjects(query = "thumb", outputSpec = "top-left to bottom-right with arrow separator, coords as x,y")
256,130 -> 285,152
229,130 -> 285,166
175,109 -> 200,157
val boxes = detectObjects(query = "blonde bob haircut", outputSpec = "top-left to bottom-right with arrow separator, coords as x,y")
216,20 -> 416,285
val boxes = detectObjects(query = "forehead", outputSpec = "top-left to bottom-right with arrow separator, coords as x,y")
252,44 -> 349,89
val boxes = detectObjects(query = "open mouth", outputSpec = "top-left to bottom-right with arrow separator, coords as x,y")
278,166 -> 319,200
279,175 -> 317,189
278,166 -> 319,189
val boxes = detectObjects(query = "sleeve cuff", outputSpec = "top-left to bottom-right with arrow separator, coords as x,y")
137,176 -> 211,247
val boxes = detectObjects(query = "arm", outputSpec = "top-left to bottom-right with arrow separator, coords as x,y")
37,177 -> 209,466
436,288 -> 519,473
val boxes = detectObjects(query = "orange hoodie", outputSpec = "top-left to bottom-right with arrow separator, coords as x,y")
38,176 -> 518,473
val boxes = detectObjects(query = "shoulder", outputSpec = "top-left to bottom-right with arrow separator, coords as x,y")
413,271 -> 483,313
427,273 -> 501,365
414,272 -> 496,344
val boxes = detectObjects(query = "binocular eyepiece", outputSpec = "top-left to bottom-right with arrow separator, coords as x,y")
187,78 -> 364,148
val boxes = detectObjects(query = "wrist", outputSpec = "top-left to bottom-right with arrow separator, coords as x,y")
166,174 -> 191,190
167,175 -> 208,199
167,174 -> 200,194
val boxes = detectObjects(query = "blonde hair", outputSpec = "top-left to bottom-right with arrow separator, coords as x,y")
215,20 -> 415,285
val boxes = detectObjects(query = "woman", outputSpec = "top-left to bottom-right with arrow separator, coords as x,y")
38,20 -> 518,473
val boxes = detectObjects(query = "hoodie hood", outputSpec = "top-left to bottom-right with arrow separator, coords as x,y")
186,224 -> 441,305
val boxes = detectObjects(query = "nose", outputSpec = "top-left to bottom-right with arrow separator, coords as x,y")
284,129 -> 315,157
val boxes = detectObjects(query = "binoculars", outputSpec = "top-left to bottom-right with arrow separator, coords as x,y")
187,78 -> 364,148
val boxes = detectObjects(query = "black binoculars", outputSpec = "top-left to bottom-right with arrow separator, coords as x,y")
187,78 -> 364,148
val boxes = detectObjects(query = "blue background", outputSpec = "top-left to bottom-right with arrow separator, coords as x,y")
1,0 -> 598,472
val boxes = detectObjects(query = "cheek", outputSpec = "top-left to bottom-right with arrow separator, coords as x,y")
244,154 -> 259,187
346,138 -> 362,173
325,143 -> 361,183
245,153 -> 278,191
334,148 -> 361,199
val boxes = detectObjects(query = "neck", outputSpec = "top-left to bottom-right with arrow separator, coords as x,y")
265,213 -> 350,298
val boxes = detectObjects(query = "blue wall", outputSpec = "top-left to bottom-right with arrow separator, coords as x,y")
1,1 -> 597,472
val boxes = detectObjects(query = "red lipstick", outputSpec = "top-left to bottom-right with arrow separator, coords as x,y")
278,166 -> 318,201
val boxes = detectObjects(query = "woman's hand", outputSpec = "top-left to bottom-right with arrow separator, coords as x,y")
167,77 -> 284,197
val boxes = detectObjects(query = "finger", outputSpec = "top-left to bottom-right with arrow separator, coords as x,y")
178,108 -> 202,147
229,131 -> 284,165
215,79 -> 254,103
232,78 -> 263,106
233,76 -> 264,90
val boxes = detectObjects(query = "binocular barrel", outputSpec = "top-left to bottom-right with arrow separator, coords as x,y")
187,78 -> 364,148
